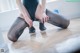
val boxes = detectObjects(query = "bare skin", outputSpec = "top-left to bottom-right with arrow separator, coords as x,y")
16,0 -> 49,28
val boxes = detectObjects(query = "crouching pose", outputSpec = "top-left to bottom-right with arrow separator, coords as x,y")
8,0 -> 70,42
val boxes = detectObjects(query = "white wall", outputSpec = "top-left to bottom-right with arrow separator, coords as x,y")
0,10 -> 19,31
46,0 -> 80,19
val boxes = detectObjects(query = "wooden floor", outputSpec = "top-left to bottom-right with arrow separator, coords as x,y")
2,18 -> 80,53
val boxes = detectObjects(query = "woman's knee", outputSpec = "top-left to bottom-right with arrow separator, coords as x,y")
7,32 -> 18,42
7,16 -> 27,42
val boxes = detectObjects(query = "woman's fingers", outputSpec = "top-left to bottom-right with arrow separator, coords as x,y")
35,13 -> 49,23
44,17 -> 46,23
47,16 -> 49,21
44,15 -> 49,22
29,20 -> 33,28
26,19 -> 33,28
41,18 -> 44,23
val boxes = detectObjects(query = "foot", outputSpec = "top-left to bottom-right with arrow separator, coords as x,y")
39,23 -> 46,31
29,26 -> 35,33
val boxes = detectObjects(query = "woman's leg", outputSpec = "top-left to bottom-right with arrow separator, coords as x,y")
7,17 -> 28,42
35,18 -> 46,31
46,9 -> 70,29
39,22 -> 46,31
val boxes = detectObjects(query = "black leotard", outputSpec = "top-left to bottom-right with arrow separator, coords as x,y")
23,0 -> 39,21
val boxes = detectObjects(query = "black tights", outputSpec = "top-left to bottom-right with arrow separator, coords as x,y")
8,9 -> 70,42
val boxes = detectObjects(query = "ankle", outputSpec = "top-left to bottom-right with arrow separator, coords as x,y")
29,26 -> 35,33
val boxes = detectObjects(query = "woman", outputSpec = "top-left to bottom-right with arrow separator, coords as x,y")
8,0 -> 70,42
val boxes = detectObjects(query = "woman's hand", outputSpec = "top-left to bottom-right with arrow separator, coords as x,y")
25,18 -> 33,28
42,13 -> 49,23
35,12 -> 49,23
35,2 -> 49,23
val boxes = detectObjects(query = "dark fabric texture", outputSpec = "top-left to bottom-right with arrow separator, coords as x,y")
23,0 -> 39,21
8,17 -> 28,42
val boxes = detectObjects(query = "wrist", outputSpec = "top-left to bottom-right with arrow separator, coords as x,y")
41,9 -> 46,14
25,17 -> 30,21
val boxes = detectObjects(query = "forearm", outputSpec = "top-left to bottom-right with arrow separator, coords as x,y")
35,0 -> 48,23
16,0 -> 30,20
40,0 -> 46,13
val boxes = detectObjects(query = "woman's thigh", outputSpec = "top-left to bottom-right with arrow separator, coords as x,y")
8,17 -> 28,42
46,9 -> 70,29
